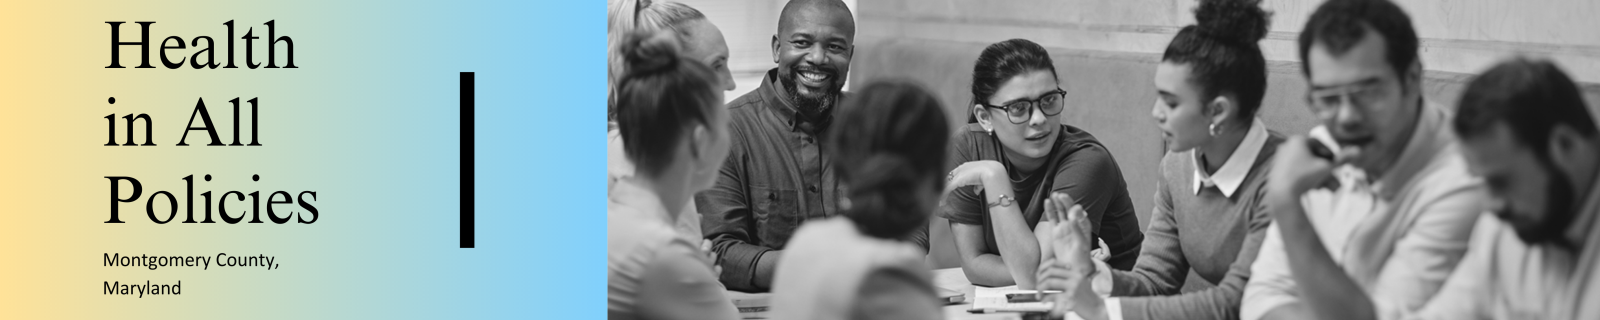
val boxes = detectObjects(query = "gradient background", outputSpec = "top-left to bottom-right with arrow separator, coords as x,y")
0,1 -> 601,318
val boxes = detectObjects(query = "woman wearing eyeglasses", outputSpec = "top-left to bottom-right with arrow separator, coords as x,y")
942,38 -> 1145,289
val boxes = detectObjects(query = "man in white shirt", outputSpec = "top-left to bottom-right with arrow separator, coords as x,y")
1242,1 -> 1486,320
1407,58 -> 1600,320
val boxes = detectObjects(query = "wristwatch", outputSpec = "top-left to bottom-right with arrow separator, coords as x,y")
987,194 -> 1015,209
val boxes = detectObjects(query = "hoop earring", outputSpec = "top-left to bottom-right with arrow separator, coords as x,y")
1210,123 -> 1222,136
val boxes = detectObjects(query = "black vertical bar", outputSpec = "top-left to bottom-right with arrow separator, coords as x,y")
461,72 -> 475,248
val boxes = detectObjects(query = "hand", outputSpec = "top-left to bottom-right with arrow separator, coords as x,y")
1038,254 -> 1108,320
1052,282 -> 1109,320
1036,259 -> 1085,292
1267,135 -> 1341,201
945,160 -> 1007,194
1035,255 -> 1058,291
1037,193 -> 1095,293
1090,237 -> 1109,261
700,239 -> 723,277
1034,255 -> 1083,301
1036,219 -> 1056,269
1043,193 -> 1094,277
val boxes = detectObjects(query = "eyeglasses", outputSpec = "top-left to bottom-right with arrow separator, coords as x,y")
1306,80 -> 1389,116
981,89 -> 1067,124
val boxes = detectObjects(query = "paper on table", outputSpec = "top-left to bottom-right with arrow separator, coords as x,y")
726,291 -> 770,320
969,286 -> 1057,313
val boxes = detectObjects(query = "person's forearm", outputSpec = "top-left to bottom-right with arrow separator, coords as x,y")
984,180 -> 1039,289
1070,274 -> 1111,320
1108,265 -> 1174,297
1271,195 -> 1376,320
751,250 -> 780,291
1035,219 -> 1056,262
1114,269 -> 1248,320
710,238 -> 775,292
1104,236 -> 1185,297
963,253 -> 1019,287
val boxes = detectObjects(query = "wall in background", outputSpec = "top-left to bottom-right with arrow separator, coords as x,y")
858,0 -> 1600,83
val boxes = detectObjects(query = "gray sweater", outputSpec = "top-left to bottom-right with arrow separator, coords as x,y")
1109,132 -> 1281,320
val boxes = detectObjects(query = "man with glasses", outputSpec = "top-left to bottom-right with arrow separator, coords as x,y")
1241,1 -> 1486,320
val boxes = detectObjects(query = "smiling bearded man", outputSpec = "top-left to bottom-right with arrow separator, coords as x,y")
695,0 -> 927,293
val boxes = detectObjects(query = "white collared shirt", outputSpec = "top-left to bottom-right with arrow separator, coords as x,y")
1095,118 -> 1272,320
1192,118 -> 1270,197
1242,104 -> 1485,320
1408,172 -> 1600,320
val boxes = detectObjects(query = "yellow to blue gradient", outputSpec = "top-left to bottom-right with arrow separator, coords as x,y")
0,1 -> 603,318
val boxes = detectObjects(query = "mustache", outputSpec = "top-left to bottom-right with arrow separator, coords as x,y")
790,64 -> 838,77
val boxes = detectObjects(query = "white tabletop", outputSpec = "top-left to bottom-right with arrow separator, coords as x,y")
933,267 -> 1024,320
725,267 -> 1027,320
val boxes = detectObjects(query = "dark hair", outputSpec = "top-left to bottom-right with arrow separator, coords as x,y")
614,31 -> 720,177
1298,0 -> 1419,80
1454,58 -> 1597,154
1163,0 -> 1271,121
828,80 -> 950,240
968,39 -> 1058,123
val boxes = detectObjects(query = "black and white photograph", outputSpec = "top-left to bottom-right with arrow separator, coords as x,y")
605,0 -> 1600,319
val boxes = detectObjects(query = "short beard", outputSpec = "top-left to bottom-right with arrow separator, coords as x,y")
779,71 -> 841,119
1503,154 -> 1579,245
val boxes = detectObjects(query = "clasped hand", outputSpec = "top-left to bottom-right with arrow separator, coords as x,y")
1034,192 -> 1108,320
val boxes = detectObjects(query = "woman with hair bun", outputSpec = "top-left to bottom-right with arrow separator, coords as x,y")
769,80 -> 950,320
606,0 -> 736,248
606,31 -> 738,320
1040,0 -> 1279,319
607,0 -> 735,110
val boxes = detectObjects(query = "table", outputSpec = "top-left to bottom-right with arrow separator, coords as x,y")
726,267 -> 1025,320
934,267 -> 1024,320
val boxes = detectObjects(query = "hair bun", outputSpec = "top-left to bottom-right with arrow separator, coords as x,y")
851,154 -> 914,193
842,153 -> 921,238
1194,0 -> 1271,46
620,31 -> 682,77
